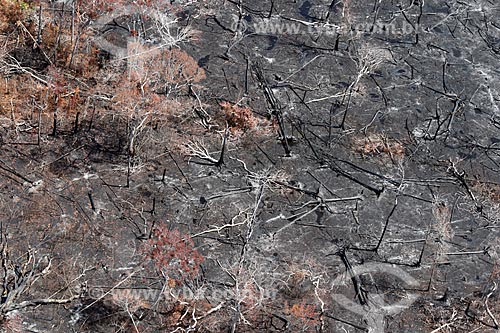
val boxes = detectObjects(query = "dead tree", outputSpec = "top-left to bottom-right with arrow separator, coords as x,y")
252,62 -> 291,157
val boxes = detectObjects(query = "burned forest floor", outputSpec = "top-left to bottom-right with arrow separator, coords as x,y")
0,0 -> 499,332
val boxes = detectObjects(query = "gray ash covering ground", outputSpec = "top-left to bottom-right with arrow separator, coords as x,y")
0,0 -> 499,332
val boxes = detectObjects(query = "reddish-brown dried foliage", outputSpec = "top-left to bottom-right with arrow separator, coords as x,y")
284,300 -> 320,328
354,133 -> 405,159
220,101 -> 259,133
143,224 -> 204,283
0,0 -> 25,33
161,48 -> 206,85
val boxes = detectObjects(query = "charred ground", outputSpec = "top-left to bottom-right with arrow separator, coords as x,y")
0,0 -> 499,332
